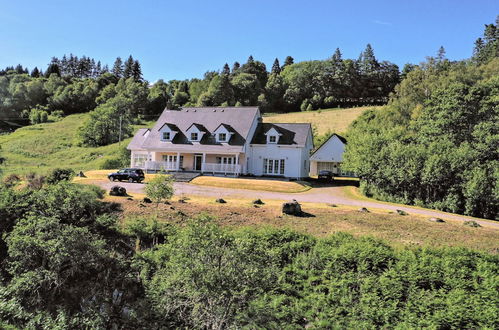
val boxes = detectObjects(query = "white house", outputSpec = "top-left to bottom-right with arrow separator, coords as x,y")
127,107 -> 313,179
309,133 -> 350,176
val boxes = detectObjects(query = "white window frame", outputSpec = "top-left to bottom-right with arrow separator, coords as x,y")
263,158 -> 285,175
190,132 -> 198,141
269,135 -> 277,143
162,132 -> 171,140
218,133 -> 227,142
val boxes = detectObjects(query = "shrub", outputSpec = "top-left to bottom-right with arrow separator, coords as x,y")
3,174 -> 20,188
46,168 -> 75,184
145,175 -> 174,205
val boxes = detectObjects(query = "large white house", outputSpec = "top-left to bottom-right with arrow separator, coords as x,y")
128,107 -> 313,179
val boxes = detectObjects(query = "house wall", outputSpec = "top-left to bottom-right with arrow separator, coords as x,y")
310,135 -> 345,162
248,145 -> 307,178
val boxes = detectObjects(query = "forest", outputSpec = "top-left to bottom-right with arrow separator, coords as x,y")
343,18 -> 499,220
0,179 -> 497,329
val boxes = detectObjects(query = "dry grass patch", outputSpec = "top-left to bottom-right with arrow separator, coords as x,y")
109,196 -> 499,254
263,106 -> 381,135
190,176 -> 311,193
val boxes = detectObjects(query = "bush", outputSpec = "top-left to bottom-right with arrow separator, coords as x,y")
144,175 -> 174,205
46,168 -> 75,184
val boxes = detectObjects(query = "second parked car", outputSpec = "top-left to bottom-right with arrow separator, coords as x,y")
108,168 -> 145,183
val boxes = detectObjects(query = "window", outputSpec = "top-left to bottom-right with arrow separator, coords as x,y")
269,135 -> 277,143
263,158 -> 285,175
218,133 -> 226,142
162,132 -> 171,140
191,132 -> 198,141
133,154 -> 147,167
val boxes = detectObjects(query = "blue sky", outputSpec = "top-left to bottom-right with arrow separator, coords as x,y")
0,0 -> 497,82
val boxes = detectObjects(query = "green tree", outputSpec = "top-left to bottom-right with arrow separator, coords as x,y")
112,57 -> 124,78
145,175 -> 174,206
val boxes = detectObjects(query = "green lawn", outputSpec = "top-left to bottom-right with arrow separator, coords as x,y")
0,113 -> 152,175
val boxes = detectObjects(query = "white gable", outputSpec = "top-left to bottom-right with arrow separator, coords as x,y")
310,135 -> 346,162
159,124 -> 177,142
214,125 -> 234,143
264,127 -> 282,144
186,124 -> 205,142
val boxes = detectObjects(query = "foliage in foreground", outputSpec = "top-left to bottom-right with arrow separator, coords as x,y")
0,181 -> 497,329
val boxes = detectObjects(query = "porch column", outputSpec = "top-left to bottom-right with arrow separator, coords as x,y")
235,153 -> 239,175
176,152 -> 180,171
202,153 -> 206,173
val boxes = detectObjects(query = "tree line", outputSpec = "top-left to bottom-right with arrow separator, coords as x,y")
343,17 -> 499,220
0,177 -> 496,328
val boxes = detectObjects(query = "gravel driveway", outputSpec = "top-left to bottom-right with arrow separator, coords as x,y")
100,180 -> 499,228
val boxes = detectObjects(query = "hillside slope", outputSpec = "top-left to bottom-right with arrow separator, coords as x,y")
263,106 -> 381,136
0,113 -> 152,175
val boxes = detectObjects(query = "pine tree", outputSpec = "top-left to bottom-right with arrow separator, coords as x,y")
123,55 -> 134,79
15,64 -> 24,74
232,62 -> 240,73
332,48 -> 342,63
95,61 -> 102,77
112,57 -> 124,78
60,54 -> 68,76
45,63 -> 61,77
437,46 -> 446,62
247,55 -> 254,64
30,67 -> 40,78
271,58 -> 281,74
283,56 -> 294,68
132,60 -> 143,81
222,63 -> 230,75
101,64 -> 109,73
358,44 -> 378,74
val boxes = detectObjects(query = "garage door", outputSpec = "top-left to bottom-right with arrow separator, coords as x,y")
317,162 -> 339,174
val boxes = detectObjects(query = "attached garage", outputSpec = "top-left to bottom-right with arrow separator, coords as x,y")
310,134 -> 353,177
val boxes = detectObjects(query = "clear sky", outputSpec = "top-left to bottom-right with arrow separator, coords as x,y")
0,0 -> 497,82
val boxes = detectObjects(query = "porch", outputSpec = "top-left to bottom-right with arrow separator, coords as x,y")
132,151 -> 243,176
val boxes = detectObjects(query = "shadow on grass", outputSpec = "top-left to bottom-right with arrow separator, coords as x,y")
308,178 -> 360,189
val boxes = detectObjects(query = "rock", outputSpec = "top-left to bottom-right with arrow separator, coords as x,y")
358,207 -> 369,213
327,203 -> 337,207
282,200 -> 302,215
429,217 -> 445,223
216,198 -> 227,204
164,200 -> 171,205
253,204 -> 260,208
396,209 -> 408,216
77,171 -> 86,177
252,199 -> 264,205
109,185 -> 127,196
463,220 -> 481,228
127,197 -> 133,201
178,198 -> 187,203
143,197 -> 152,203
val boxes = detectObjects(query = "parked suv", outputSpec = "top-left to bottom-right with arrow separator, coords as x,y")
108,168 -> 145,183
318,170 -> 334,182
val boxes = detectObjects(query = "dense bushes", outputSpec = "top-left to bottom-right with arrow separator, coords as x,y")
343,21 -> 499,219
0,181 -> 497,328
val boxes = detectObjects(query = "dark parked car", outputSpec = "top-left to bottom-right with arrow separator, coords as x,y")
318,170 -> 334,182
108,168 -> 145,183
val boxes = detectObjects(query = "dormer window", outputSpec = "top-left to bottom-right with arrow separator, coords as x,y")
265,126 -> 282,144
219,133 -> 227,142
191,132 -> 198,141
214,124 -> 234,143
159,123 -> 177,142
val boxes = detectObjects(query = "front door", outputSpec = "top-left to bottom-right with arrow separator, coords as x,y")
194,155 -> 202,171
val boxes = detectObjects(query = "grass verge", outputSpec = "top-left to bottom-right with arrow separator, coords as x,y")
190,176 -> 312,193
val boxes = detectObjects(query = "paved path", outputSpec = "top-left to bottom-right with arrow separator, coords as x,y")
101,180 -> 499,228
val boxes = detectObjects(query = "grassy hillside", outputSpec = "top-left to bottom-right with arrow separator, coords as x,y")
263,106 -> 380,136
0,113 -> 152,175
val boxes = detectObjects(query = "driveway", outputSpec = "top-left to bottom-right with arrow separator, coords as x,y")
100,180 -> 499,228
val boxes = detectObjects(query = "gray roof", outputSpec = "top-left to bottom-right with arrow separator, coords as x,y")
128,107 -> 259,152
127,128 -> 150,150
250,123 -> 311,146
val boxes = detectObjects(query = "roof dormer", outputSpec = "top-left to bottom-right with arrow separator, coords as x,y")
213,124 -> 234,143
264,127 -> 282,144
186,123 -> 207,143
159,123 -> 178,142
